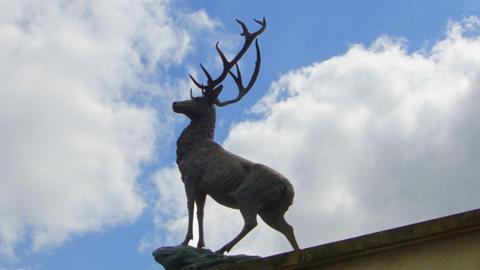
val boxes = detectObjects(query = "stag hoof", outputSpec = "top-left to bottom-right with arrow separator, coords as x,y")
196,241 -> 205,249
181,239 -> 190,246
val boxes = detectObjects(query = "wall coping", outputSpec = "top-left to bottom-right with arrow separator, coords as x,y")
213,208 -> 480,269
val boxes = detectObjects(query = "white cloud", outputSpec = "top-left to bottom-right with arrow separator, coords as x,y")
182,9 -> 219,31
155,17 -> 480,256
0,0 -> 214,261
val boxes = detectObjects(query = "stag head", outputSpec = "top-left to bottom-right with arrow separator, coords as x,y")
172,17 -> 266,119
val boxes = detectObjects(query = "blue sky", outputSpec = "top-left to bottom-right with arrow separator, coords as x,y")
184,0 -> 480,139
1,1 -> 480,269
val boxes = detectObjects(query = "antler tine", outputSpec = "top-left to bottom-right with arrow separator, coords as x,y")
236,19 -> 249,37
253,17 -> 267,36
200,63 -> 213,83
245,39 -> 261,90
228,17 -> 265,66
228,63 -> 242,83
189,74 -> 206,90
215,39 -> 262,107
215,41 -> 229,68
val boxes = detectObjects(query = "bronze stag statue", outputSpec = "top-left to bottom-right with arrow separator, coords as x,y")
172,17 -> 300,254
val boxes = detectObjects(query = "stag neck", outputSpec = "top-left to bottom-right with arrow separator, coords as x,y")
189,113 -> 216,140
176,110 -> 216,163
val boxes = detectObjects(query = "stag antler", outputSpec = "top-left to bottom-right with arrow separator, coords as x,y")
189,17 -> 266,102
215,39 -> 261,106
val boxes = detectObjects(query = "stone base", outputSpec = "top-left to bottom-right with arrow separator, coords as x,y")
152,245 -> 259,270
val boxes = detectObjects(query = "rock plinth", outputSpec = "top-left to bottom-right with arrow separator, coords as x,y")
152,245 -> 259,270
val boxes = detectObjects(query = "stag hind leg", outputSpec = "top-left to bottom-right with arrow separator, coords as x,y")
215,205 -> 258,254
259,207 -> 300,251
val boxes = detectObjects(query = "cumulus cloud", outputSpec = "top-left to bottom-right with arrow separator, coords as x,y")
155,17 -> 480,256
0,0 -> 213,260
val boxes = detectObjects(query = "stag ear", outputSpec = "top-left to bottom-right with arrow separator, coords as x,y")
209,85 -> 223,103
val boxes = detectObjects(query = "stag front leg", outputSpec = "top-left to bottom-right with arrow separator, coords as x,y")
195,192 -> 207,248
181,183 -> 195,246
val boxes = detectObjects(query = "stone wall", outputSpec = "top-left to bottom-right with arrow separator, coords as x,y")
212,208 -> 480,270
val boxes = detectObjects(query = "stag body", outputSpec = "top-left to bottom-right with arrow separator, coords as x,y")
173,18 -> 299,254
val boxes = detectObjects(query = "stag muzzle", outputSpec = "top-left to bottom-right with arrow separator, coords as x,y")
172,100 -> 193,114
172,101 -> 182,113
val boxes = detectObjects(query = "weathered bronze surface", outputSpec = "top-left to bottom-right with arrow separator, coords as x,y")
172,17 -> 300,254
